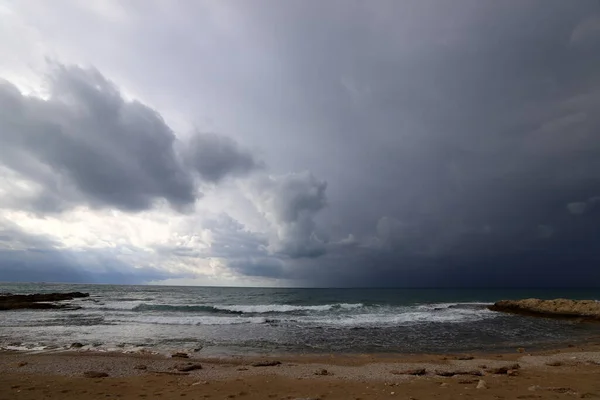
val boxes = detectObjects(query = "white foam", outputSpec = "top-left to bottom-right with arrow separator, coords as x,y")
108,315 -> 268,326
213,303 -> 364,313
300,306 -> 497,327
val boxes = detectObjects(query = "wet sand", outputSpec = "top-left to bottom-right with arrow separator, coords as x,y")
2,344 -> 600,399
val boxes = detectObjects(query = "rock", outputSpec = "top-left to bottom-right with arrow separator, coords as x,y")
193,346 -> 203,352
435,370 -> 482,377
152,371 -> 190,376
517,347 -> 525,353
314,368 -> 332,376
528,385 -> 542,391
546,361 -> 563,366
237,367 -> 248,371
83,371 -> 109,378
455,355 -> 475,360
71,342 -> 84,349
488,299 -> 600,321
134,364 -> 147,370
580,392 -> 600,398
476,380 -> 488,389
458,379 -> 478,384
0,292 -> 89,311
440,383 -> 449,387
251,360 -> 281,367
507,369 -> 519,376
17,362 -> 28,367
485,364 -> 520,374
176,363 -> 203,372
390,368 -> 427,376
171,352 -> 189,359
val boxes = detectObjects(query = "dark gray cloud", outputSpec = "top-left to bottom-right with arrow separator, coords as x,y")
0,65 -> 258,212
183,132 -> 261,183
248,172 -> 328,259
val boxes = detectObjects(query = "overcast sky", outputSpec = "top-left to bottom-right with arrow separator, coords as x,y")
1,0 -> 600,287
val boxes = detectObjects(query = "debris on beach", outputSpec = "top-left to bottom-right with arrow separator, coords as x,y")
175,363 -> 203,372
251,360 -> 282,367
390,368 -> 427,376
83,371 -> 109,378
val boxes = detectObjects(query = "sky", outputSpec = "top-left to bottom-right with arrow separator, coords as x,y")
1,0 -> 600,287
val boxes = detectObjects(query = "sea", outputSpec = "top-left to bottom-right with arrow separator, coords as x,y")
1,283 -> 600,356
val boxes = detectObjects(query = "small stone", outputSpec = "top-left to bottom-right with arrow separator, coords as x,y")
517,347 -> 525,353
507,369 -> 519,376
528,385 -> 542,392
476,380 -> 488,389
390,392 -> 395,395
17,362 -> 28,367
176,363 -> 202,372
314,368 -> 332,376
134,364 -> 147,370
485,364 -> 520,374
456,355 -> 475,360
252,360 -> 282,367
193,347 -> 203,352
171,352 -> 189,359
71,342 -> 84,348
546,361 -> 563,367
390,368 -> 426,376
83,371 -> 109,378
440,383 -> 449,387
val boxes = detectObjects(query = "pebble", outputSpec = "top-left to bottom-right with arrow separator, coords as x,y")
476,380 -> 488,389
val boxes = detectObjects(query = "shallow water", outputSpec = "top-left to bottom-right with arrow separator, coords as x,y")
1,283 -> 599,355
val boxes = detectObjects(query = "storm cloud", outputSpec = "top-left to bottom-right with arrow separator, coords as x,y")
0,65 -> 259,212
1,0 -> 600,286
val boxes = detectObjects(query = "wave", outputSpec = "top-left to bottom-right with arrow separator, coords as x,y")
132,304 -> 243,314
109,315 -> 267,326
130,303 -> 364,314
112,302 -> 496,327
212,303 -> 364,313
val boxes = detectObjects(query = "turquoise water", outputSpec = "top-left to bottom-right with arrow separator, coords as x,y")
1,283 -> 599,355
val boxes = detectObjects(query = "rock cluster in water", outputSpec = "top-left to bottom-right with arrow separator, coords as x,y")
488,298 -> 600,321
0,292 -> 89,310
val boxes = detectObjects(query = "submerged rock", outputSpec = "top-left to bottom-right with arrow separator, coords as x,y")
488,299 -> 600,320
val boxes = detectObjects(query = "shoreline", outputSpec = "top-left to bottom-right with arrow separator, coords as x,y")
3,343 -> 600,399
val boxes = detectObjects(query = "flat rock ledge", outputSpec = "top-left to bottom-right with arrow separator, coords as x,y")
488,299 -> 600,321
0,292 -> 89,311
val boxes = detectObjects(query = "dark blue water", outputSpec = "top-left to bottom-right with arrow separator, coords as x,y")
1,283 -> 599,355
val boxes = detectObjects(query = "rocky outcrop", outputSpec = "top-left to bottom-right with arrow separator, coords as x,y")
0,292 -> 89,310
488,299 -> 600,321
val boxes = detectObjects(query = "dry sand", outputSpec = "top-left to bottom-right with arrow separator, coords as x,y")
2,344 -> 600,399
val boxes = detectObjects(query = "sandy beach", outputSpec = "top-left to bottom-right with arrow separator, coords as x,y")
2,343 -> 600,400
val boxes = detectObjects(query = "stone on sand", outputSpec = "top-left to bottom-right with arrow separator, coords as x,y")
251,360 -> 282,367
83,371 -> 109,378
390,368 -> 427,376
